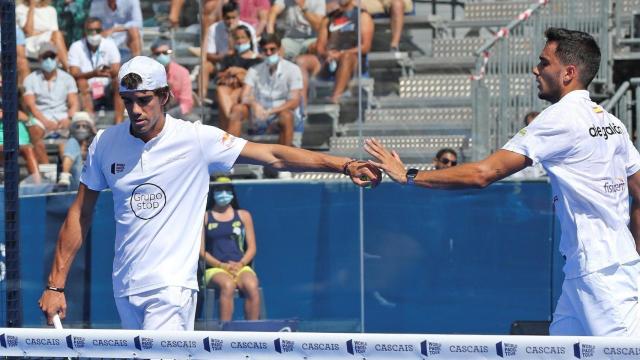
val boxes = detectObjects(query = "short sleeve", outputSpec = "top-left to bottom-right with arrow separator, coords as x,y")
105,39 -> 122,64
16,27 -> 25,46
244,67 -> 258,88
67,42 -> 83,68
15,5 -> 27,29
195,123 -> 247,173
288,63 -> 303,91
206,24 -> 217,54
502,109 -> 576,165
80,130 -> 109,190
23,74 -> 36,96
46,7 -> 59,31
63,138 -> 81,160
626,136 -> 640,177
64,73 -> 79,93
274,0 -> 285,7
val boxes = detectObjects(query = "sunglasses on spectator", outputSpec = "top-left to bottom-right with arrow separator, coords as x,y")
153,49 -> 173,56
40,53 -> 56,60
262,46 -> 278,54
439,158 -> 457,166
86,28 -> 102,34
73,123 -> 91,129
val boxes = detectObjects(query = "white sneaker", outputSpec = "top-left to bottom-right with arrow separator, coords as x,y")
58,172 -> 71,186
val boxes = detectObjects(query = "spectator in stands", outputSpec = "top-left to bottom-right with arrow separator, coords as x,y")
201,177 -> 261,321
433,148 -> 457,170
238,0 -> 270,37
0,26 -> 31,86
524,111 -> 540,126
266,0 -> 325,59
16,0 -> 69,70
89,0 -> 143,58
296,0 -> 374,104
23,42 -> 79,163
228,34 -> 304,147
216,25 -> 262,130
58,112 -> 96,189
169,0 -> 219,29
201,0 -> 258,100
0,93 -> 42,184
362,0 -> 412,52
150,38 -> 195,121
68,17 -> 124,124
52,0 -> 91,46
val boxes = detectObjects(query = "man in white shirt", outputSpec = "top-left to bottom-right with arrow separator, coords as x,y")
366,27 -> 640,336
68,17 -> 125,124
228,34 -> 304,147
38,55 -> 380,330
200,0 -> 258,100
23,42 -> 79,162
89,0 -> 143,57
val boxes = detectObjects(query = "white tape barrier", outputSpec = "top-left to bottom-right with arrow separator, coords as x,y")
0,329 -> 640,359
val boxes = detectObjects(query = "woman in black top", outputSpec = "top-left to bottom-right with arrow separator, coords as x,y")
217,25 -> 263,130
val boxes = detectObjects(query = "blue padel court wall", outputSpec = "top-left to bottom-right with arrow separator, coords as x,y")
1,180 -> 564,333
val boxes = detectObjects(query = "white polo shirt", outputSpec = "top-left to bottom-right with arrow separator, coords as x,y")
503,90 -> 640,279
80,115 -> 247,296
244,59 -> 303,113
68,38 -> 121,87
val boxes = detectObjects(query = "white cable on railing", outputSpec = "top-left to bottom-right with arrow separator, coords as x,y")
471,0 -> 550,81
1,328 -> 640,358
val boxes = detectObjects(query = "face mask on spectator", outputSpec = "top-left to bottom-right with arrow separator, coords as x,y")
214,191 -> 234,207
87,34 -> 102,47
235,42 -> 251,54
72,124 -> 92,142
41,58 -> 57,73
155,53 -> 171,66
266,54 -> 280,65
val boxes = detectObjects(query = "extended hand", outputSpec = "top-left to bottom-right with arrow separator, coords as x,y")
346,160 -> 382,188
364,138 -> 408,184
39,290 -> 67,326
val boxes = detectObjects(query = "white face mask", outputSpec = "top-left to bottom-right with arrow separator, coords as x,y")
87,34 -> 102,47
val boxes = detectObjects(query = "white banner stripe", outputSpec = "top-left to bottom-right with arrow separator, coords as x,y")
1,328 -> 640,358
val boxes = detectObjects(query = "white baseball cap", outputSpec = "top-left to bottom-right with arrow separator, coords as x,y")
118,56 -> 168,93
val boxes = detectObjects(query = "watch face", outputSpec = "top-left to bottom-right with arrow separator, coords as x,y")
407,168 -> 419,177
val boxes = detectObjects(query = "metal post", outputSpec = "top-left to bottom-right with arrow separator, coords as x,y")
1,0 -> 21,327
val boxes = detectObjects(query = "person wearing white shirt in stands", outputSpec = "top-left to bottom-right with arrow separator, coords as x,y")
89,0 -> 143,57
68,17 -> 125,124
38,55 -> 380,330
366,27 -> 640,336
200,0 -> 258,100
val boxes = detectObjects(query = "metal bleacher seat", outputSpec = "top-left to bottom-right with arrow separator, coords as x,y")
337,107 -> 472,136
398,74 -> 531,99
328,134 -> 469,162
462,1 -> 532,23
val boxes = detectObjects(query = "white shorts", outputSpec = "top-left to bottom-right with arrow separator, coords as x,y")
550,260 -> 640,336
114,286 -> 197,330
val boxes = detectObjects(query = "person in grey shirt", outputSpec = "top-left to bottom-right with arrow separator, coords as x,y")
227,34 -> 304,147
266,0 -> 325,59
23,42 -> 79,162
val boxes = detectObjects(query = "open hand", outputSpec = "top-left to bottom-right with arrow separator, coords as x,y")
364,138 -> 408,184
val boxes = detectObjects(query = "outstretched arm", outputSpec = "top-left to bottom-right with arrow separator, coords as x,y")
39,184 -> 100,324
365,138 -> 530,189
237,141 -> 381,187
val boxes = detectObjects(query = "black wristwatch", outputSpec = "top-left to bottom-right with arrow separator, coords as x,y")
406,168 -> 419,185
